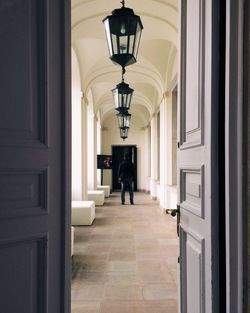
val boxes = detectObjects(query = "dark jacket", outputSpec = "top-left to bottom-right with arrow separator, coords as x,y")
118,159 -> 135,182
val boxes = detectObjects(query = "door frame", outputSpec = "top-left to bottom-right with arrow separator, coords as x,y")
61,0 -> 72,312
224,0 -> 246,312
243,0 -> 250,310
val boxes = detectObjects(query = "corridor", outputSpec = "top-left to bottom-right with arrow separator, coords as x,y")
71,192 -> 178,313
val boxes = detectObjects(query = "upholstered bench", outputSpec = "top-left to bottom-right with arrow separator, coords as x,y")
72,200 -> 95,225
87,190 -> 105,206
97,185 -> 110,197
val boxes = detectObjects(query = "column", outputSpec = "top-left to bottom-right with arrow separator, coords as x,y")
81,96 -> 88,200
144,125 -> 151,192
150,113 -> 158,199
160,91 -> 177,211
92,114 -> 98,190
160,96 -> 170,211
71,89 -> 83,200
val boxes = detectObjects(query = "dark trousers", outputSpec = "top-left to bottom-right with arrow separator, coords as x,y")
121,180 -> 134,204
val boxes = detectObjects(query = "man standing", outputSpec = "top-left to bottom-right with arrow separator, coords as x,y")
118,153 -> 135,205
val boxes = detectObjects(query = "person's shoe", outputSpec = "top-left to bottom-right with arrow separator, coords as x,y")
122,202 -> 125,205
130,202 -> 134,205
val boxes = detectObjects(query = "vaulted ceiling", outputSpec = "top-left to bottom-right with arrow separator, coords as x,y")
71,0 -> 178,127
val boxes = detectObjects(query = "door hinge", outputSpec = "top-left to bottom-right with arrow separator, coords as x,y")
177,141 -> 180,148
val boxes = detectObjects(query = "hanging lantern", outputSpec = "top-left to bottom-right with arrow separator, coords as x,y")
120,127 -> 129,141
112,79 -> 134,112
103,0 -> 143,67
117,111 -> 131,129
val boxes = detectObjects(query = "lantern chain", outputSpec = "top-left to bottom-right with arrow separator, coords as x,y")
121,66 -> 126,82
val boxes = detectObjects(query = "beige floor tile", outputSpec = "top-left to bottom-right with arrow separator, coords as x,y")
100,301 -> 138,313
104,284 -> 142,300
72,284 -> 104,301
76,260 -> 108,273
78,271 -> 107,284
142,284 -> 177,301
71,301 -> 100,313
105,271 -> 137,284
109,251 -> 136,262
137,300 -> 178,313
90,234 -> 114,243
85,243 -> 112,255
133,233 -> 155,242
107,261 -> 137,272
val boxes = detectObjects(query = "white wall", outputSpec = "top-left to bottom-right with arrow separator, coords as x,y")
101,113 -> 148,191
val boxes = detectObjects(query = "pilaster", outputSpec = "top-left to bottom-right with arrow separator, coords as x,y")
81,96 -> 88,200
150,113 -> 158,199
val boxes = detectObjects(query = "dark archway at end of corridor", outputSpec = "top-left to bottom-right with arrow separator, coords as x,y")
112,145 -> 137,191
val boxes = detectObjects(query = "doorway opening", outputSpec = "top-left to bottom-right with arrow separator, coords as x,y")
112,145 -> 137,191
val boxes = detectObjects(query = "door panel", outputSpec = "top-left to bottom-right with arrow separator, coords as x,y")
180,228 -> 205,313
0,237 -> 47,312
180,166 -> 204,218
0,0 -> 47,146
0,0 -> 71,312
180,0 -> 204,149
178,0 -> 220,312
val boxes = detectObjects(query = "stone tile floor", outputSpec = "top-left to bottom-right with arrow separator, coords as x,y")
71,192 -> 178,313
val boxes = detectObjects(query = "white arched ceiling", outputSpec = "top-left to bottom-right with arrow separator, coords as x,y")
72,0 -> 178,127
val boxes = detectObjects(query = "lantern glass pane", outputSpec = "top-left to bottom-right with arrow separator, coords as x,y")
118,115 -> 124,128
118,117 -> 122,128
124,94 -> 128,109
112,89 -> 119,109
119,36 -> 128,54
112,34 -> 118,54
124,116 -> 130,127
104,20 -> 113,56
122,94 -> 126,109
134,23 -> 142,58
129,34 -> 135,54
125,94 -> 130,109
119,93 -> 123,108
127,93 -> 132,107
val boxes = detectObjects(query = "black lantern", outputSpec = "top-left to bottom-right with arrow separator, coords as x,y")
103,0 -> 143,67
117,111 -> 131,129
112,69 -> 134,112
120,127 -> 129,141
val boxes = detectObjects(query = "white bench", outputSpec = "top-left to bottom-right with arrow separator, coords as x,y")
72,200 -> 95,225
87,190 -> 105,206
97,185 -> 110,197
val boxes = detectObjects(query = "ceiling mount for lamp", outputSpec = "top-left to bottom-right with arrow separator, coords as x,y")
112,67 -> 134,112
103,0 -> 143,67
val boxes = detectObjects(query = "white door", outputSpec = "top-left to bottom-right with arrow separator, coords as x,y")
178,0 -> 221,312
